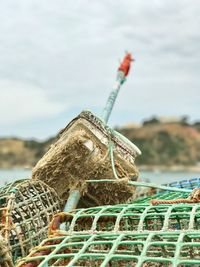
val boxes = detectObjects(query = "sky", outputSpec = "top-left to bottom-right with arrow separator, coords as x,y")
0,0 -> 200,140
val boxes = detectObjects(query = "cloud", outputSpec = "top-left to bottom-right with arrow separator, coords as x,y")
0,80 -> 65,125
0,0 -> 200,137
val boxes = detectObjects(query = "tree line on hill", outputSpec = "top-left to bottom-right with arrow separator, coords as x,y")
0,116 -> 200,168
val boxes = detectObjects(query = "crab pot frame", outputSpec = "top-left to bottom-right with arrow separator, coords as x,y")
15,180 -> 200,267
32,110 -> 140,207
17,231 -> 200,267
48,200 -> 200,236
0,179 -> 62,264
0,234 -> 14,267
47,185 -> 197,236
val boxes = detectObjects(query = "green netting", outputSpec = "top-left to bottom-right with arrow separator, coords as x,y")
0,179 -> 62,264
133,178 -> 199,200
14,180 -> 200,267
48,201 -> 200,236
0,176 -> 198,266
16,231 -> 200,267
132,190 -> 190,205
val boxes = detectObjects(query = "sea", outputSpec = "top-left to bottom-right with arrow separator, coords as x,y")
0,168 -> 200,187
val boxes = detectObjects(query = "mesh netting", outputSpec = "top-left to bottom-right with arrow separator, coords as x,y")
15,179 -> 200,267
134,178 -> 200,200
132,190 -> 190,205
0,179 -> 62,264
0,234 -> 14,267
16,231 -> 200,267
48,201 -> 200,236
167,178 -> 200,190
46,184 -> 198,237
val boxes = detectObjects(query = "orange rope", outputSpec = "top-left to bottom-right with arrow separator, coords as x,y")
151,198 -> 197,205
151,188 -> 200,205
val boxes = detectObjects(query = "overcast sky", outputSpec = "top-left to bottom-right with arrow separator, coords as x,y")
0,0 -> 200,139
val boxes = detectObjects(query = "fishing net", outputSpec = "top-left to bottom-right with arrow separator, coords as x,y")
16,231 -> 200,267
32,110 -> 140,207
47,199 -> 200,236
15,179 -> 200,267
134,178 -> 200,200
0,179 -> 62,265
0,234 -> 13,267
44,179 -> 198,235
133,178 -> 200,202
133,190 -> 190,205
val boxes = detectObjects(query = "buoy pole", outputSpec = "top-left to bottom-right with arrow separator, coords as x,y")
102,53 -> 134,123
64,52 -> 134,212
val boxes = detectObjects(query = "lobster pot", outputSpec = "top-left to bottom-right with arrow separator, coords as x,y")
32,110 -> 140,207
47,180 -> 200,237
48,200 -> 200,236
131,177 -> 197,205
0,234 -> 13,267
17,231 -> 200,267
134,178 -> 200,200
0,179 -> 62,265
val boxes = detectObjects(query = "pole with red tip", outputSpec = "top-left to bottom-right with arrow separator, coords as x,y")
102,53 -> 134,123
64,53 -> 134,212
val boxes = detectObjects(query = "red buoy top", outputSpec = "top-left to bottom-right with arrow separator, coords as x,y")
118,53 -> 134,77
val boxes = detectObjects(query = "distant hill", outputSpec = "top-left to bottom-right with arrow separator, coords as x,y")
0,137 -> 54,168
119,121 -> 200,167
1,120 -> 200,169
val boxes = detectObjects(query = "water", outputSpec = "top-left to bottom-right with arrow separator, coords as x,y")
0,168 -> 200,187
0,168 -> 31,186
141,170 -> 200,184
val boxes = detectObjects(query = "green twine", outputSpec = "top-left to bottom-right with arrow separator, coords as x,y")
85,179 -> 191,193
108,141 -> 120,180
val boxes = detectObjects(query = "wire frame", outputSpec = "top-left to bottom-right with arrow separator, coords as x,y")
0,179 -> 62,263
16,231 -> 200,267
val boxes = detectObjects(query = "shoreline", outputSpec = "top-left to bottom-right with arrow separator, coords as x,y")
1,165 -> 200,173
139,165 -> 200,173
